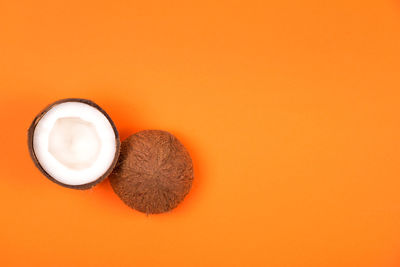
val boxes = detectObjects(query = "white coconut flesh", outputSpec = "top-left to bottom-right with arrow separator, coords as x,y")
33,102 -> 116,186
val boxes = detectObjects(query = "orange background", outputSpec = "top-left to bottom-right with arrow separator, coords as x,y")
1,0 -> 400,266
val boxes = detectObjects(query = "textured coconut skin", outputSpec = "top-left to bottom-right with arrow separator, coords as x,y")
109,130 -> 194,214
27,98 -> 121,190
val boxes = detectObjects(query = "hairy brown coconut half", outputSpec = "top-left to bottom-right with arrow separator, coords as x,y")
28,98 -> 120,190
109,130 -> 194,214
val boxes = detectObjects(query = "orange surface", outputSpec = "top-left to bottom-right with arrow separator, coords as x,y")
1,0 -> 400,266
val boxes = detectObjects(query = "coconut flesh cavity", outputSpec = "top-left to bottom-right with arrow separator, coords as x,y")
28,99 -> 120,189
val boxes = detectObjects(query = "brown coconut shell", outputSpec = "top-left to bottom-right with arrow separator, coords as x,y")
109,130 -> 194,214
27,98 -> 120,190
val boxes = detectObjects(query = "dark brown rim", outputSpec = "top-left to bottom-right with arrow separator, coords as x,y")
27,98 -> 121,190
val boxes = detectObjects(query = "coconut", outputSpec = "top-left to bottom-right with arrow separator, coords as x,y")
28,98 -> 120,190
109,130 -> 193,214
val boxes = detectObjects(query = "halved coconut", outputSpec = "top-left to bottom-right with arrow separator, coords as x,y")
28,98 -> 120,189
109,130 -> 193,214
